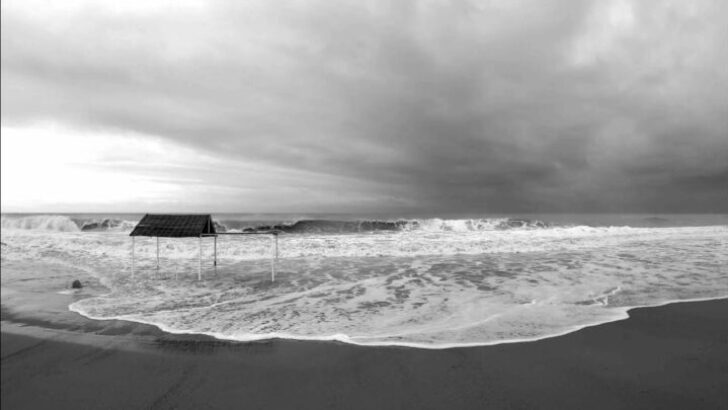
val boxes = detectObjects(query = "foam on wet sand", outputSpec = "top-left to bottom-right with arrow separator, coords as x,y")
2,283 -> 727,409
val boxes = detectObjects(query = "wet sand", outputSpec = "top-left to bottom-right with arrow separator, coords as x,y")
2,281 -> 727,410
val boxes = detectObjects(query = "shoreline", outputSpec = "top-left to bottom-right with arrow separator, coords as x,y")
39,295 -> 728,350
2,251 -> 727,408
3,297 -> 728,409
1,254 -> 726,349
4,294 -> 728,349
6,271 -> 727,349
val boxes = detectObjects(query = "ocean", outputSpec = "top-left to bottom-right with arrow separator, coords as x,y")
1,213 -> 726,348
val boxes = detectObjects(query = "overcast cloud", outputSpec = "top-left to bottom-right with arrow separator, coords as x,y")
2,0 -> 727,213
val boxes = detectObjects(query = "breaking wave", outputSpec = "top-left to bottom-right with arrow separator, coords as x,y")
2,215 -> 551,235
230,218 -> 551,234
77,218 -> 137,232
1,215 -> 137,232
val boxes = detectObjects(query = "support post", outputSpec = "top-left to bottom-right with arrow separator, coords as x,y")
214,236 -> 217,267
270,234 -> 277,282
198,236 -> 202,281
156,236 -> 160,271
131,236 -> 135,279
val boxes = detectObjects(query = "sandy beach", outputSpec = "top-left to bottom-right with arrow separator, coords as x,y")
2,277 -> 727,410
4,0 -> 728,407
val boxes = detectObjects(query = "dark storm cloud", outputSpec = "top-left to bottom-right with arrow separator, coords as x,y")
2,0 -> 727,212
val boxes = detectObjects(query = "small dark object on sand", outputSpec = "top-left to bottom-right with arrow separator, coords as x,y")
71,280 -> 83,289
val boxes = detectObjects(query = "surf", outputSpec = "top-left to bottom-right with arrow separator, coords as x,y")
3,213 -> 726,349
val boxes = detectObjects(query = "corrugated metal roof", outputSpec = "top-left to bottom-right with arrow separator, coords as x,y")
130,214 -> 216,237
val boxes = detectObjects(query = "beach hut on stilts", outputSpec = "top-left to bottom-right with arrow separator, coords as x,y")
129,214 -> 279,282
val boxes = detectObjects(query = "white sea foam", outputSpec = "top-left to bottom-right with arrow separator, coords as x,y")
1,215 -> 81,232
2,221 -> 727,348
1,214 -> 137,233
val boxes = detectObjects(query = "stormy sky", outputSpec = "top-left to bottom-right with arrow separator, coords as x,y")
2,0 -> 727,214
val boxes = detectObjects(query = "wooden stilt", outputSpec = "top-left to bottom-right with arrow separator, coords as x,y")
156,237 -> 160,271
198,236 -> 202,281
214,236 -> 217,267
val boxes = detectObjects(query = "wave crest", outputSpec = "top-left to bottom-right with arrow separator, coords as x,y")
1,215 -> 81,232
234,218 -> 551,234
78,218 -> 136,232
1,215 -> 136,232
1,215 -> 550,234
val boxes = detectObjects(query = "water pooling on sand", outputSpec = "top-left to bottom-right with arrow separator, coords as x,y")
1,214 -> 726,348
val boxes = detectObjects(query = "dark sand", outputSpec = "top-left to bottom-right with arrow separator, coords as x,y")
2,285 -> 727,410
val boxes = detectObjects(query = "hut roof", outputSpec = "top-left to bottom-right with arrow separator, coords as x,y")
130,214 -> 216,238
